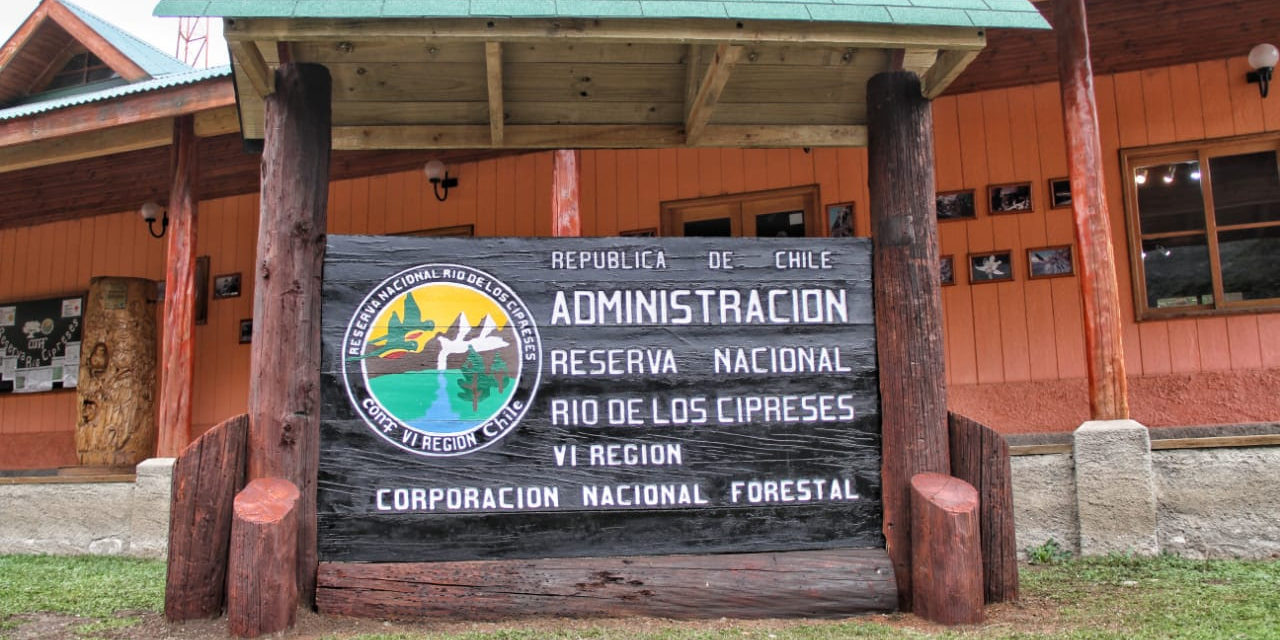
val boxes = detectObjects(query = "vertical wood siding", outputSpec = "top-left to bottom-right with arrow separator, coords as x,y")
2,55 -> 1278,455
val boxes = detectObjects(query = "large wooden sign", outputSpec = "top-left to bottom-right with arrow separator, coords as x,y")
0,294 -> 84,394
320,236 -> 881,562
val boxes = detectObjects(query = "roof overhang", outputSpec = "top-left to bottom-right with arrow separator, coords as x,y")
0,77 -> 237,173
223,17 -> 989,151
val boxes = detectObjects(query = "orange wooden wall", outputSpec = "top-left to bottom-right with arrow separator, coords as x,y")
2,54 -> 1279,453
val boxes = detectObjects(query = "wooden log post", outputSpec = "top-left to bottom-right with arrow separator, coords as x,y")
552,149 -> 580,237
318,549 -> 897,620
910,472 -> 984,626
248,63 -> 331,607
1054,0 -> 1129,421
227,477 -> 301,638
948,412 -> 1018,603
75,277 -> 158,467
165,413 -> 248,621
867,70 -> 950,611
157,116 -> 199,458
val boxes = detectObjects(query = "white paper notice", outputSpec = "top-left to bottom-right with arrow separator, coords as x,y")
16,367 -> 53,393
61,298 -> 83,318
0,306 -> 14,327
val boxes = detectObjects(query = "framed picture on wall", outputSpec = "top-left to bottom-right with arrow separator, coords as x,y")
936,190 -> 977,221
826,201 -> 855,237
195,256 -> 210,324
969,250 -> 1014,283
1027,245 -> 1074,279
213,273 -> 241,299
238,318 -> 253,344
988,182 -> 1033,214
940,254 -> 956,286
400,224 -> 475,237
1048,177 -> 1072,209
620,228 -> 657,237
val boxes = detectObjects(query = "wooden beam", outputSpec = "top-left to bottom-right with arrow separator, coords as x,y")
45,1 -> 148,81
685,43 -> 742,144
157,116 -> 199,458
1150,434 -> 1280,450
484,42 -> 504,146
225,18 -> 988,50
698,124 -> 867,147
249,62 -> 331,609
0,79 -> 235,147
1054,0 -> 1129,421
317,549 -> 897,620
552,149 -> 579,237
683,44 -> 704,118
194,106 -> 242,137
867,70 -> 948,612
331,123 -> 867,149
0,118 -> 172,172
229,41 -> 274,97
900,48 -> 938,77
0,3 -> 51,74
921,49 -> 981,99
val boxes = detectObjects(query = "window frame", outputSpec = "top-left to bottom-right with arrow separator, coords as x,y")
659,184 -> 822,238
1120,132 -> 1280,320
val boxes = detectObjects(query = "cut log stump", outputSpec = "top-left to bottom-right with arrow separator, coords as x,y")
227,477 -> 300,638
949,412 -> 1018,603
165,413 -> 248,622
910,472 -> 984,626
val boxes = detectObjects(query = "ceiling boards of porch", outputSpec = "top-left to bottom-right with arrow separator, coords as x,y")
223,19 -> 985,151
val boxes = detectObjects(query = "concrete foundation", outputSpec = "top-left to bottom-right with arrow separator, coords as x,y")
1072,420 -> 1159,556
0,458 -> 173,558
2,443 -> 1279,560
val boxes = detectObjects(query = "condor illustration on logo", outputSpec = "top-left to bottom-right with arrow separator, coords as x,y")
342,264 -> 541,457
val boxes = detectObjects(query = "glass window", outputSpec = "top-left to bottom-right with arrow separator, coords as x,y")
661,186 -> 821,238
1124,136 -> 1280,318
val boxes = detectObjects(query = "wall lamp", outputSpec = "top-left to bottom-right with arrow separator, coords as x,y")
1247,43 -> 1278,99
424,159 -> 458,202
140,201 -> 168,239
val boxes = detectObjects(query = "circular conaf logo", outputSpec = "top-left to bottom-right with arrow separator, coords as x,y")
342,264 -> 541,457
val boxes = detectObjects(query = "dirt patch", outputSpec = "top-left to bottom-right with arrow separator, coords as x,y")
3,595 -> 1072,640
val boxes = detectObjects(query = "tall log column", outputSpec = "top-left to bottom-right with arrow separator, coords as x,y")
867,70 -> 949,612
1054,0 -> 1129,420
157,116 -> 198,458
248,63 -> 332,606
552,149 -> 581,237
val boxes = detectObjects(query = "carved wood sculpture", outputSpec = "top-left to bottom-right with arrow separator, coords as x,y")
75,276 -> 158,466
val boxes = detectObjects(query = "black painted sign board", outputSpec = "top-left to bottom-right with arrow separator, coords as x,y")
319,236 -> 881,562
0,294 -> 84,394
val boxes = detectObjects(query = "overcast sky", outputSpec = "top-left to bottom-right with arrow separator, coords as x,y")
0,1 -> 230,68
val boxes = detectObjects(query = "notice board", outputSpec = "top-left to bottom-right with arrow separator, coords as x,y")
0,294 -> 84,394
319,236 -> 881,562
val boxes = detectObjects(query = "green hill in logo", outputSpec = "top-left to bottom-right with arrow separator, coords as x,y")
359,285 -> 521,436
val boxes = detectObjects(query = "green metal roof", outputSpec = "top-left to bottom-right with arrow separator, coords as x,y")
0,67 -> 231,121
154,0 -> 1049,29
62,1 -> 194,77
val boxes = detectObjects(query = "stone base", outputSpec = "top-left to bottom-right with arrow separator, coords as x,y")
1072,420 -> 1159,556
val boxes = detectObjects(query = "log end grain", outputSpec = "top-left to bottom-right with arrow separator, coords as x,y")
910,472 -> 984,626
227,477 -> 301,638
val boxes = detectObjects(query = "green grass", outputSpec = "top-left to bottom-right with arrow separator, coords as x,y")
0,555 -> 163,619
1,554 -> 1278,639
